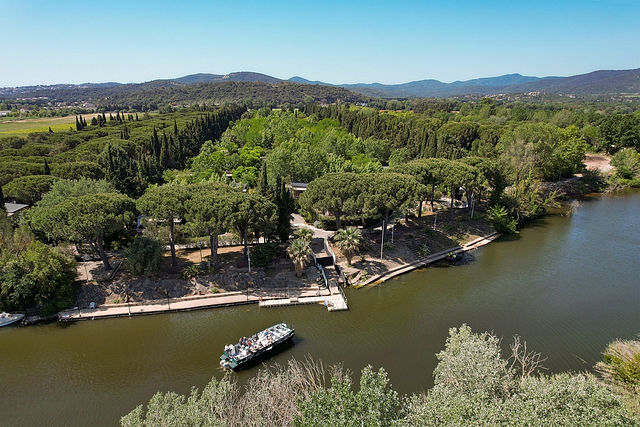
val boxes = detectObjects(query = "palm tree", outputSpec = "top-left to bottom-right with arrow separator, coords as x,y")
294,227 -> 313,243
334,226 -> 362,267
287,238 -> 312,277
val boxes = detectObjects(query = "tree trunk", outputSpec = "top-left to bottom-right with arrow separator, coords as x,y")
335,208 -> 342,230
210,234 -> 219,270
169,220 -> 177,267
418,200 -> 423,219
92,236 -> 112,270
465,188 -> 473,213
450,184 -> 455,220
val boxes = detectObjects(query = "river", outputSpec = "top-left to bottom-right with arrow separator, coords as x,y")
1,189 -> 639,426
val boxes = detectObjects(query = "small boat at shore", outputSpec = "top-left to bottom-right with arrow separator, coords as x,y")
0,312 -> 24,328
445,252 -> 462,262
220,322 -> 295,371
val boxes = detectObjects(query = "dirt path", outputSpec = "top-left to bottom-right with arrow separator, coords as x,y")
584,153 -> 613,173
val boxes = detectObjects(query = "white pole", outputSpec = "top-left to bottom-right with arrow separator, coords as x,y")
380,220 -> 385,261
247,246 -> 251,273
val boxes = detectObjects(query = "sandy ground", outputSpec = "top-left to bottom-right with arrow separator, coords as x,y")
584,153 -> 613,173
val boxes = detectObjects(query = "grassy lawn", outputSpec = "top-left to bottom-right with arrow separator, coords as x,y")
0,114 -> 101,135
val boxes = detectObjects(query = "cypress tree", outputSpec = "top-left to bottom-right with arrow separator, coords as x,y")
43,158 -> 51,175
0,184 -> 5,214
257,161 -> 269,196
75,116 -> 81,131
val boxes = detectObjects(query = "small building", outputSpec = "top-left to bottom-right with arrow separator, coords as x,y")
287,181 -> 308,199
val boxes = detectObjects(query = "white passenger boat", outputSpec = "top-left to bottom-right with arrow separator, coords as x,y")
220,323 -> 295,370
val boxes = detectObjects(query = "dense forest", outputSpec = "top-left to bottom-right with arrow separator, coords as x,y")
2,97 -> 639,316
0,81 -> 369,113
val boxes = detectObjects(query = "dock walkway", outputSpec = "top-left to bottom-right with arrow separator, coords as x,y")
360,232 -> 500,286
259,282 -> 347,311
59,284 -> 348,322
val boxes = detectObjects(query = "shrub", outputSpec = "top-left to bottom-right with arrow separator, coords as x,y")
250,243 -> 279,267
180,264 -> 210,280
486,205 -> 518,234
418,244 -> 431,257
123,237 -> 164,278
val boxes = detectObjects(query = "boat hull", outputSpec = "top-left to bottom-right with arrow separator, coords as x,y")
220,323 -> 295,371
0,313 -> 24,328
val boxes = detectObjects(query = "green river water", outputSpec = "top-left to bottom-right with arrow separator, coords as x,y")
1,189 -> 639,426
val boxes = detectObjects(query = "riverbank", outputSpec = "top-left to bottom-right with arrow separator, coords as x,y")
58,279 -> 347,321
358,231 -> 501,287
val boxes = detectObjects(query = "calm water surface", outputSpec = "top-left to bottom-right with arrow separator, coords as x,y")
1,190 -> 639,426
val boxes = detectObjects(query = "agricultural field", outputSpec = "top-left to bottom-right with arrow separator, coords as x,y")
0,114 -> 102,136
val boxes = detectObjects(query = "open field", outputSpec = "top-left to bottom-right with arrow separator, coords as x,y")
0,114 -> 101,135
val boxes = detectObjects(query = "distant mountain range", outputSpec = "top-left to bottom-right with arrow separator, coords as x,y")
292,69 -> 640,98
2,69 -> 639,99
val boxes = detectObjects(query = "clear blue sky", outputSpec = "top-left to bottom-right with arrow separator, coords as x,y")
1,0 -> 638,87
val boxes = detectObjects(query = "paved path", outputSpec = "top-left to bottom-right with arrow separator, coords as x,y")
291,213 -> 335,239
359,232 -> 500,287
59,284 -> 346,322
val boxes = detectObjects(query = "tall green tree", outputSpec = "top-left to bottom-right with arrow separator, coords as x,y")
2,175 -> 59,205
184,183 -> 237,269
273,176 -> 296,242
362,173 -> 424,240
137,184 -> 190,267
300,172 -> 364,230
226,192 -> 277,256
27,193 -> 136,270
0,184 -> 5,215
99,143 -> 147,198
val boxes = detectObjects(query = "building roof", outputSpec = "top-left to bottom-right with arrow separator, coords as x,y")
4,203 -> 29,216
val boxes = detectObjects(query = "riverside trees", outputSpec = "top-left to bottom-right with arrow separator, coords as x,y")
25,179 -> 136,270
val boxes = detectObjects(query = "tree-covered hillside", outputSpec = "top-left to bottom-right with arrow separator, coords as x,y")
1,81 -> 369,112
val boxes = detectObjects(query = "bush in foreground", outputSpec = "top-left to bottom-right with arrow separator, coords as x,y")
121,325 -> 639,427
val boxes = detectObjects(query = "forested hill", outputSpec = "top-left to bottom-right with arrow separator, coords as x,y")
4,81 -> 369,110
342,69 -> 640,98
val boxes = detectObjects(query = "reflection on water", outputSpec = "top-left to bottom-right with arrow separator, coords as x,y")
1,190 -> 639,426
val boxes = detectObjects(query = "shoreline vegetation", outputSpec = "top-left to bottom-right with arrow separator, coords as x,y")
1,101 -> 635,323
121,325 -> 640,426
1,98 -> 638,425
